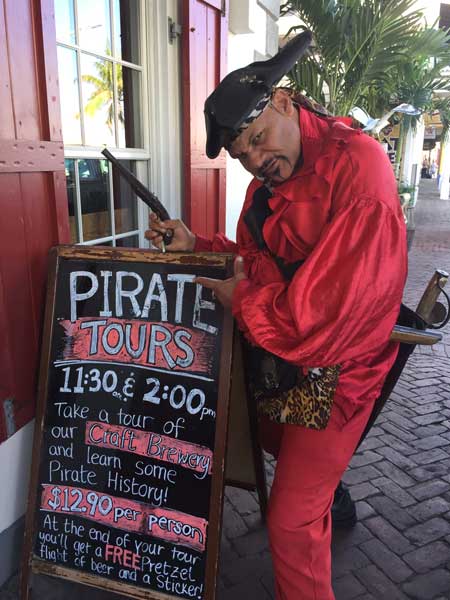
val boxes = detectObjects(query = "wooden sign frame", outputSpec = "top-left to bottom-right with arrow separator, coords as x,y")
21,245 -> 235,600
225,332 -> 268,520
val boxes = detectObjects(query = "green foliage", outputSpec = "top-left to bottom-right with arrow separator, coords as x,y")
397,182 -> 415,195
434,96 -> 450,143
282,0 -> 450,118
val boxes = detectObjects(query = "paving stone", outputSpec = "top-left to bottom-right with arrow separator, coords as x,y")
332,522 -> 374,550
218,578 -> 272,600
407,462 -> 450,482
407,496 -> 450,521
225,486 -> 260,515
414,434 -> 450,450
356,500 -> 376,520
347,481 -> 379,501
364,516 -> 414,554
371,477 -> 416,507
366,426 -> 384,437
385,411 -> 419,431
220,553 -> 273,586
376,446 -> 418,469
405,517 -> 450,546
413,387 -> 445,398
379,433 -> 416,455
232,527 -> 269,556
392,384 -> 414,399
333,573 -> 366,599
360,538 -> 413,583
409,447 -> 449,465
387,403 -> 418,419
332,545 -> 371,578
413,412 -> 447,425
222,501 -> 249,539
357,435 -> 385,451
260,566 -> 275,599
367,495 -> 417,529
381,421 -> 418,443
219,537 -> 241,579
402,569 -> 450,599
342,464 -> 382,486
242,510 -> 265,531
441,430 -> 450,443
375,460 -> 416,488
354,565 -> 409,599
414,377 -> 442,387
403,541 -> 450,574
408,479 -> 450,501
350,450 -> 383,468
414,393 -> 448,405
374,413 -> 387,424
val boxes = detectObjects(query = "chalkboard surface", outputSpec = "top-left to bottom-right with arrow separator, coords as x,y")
22,246 -> 234,600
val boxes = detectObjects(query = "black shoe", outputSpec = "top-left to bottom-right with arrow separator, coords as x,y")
331,482 -> 357,529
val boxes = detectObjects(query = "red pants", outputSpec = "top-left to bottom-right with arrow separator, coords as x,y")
261,398 -> 375,600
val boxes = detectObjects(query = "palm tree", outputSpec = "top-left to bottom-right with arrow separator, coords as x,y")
82,56 -> 124,131
281,0 -> 450,117
380,27 -> 450,182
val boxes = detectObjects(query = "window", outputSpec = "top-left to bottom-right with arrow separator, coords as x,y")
55,0 -> 148,246
440,3 -> 450,32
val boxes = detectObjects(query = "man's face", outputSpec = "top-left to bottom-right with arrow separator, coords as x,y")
227,91 -> 301,185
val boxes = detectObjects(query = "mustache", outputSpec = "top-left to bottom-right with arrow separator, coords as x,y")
257,155 -> 288,179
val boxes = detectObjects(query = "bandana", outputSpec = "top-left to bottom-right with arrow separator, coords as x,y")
229,91 -> 272,143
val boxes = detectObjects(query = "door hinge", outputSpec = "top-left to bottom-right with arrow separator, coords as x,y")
3,397 -> 16,438
168,17 -> 182,44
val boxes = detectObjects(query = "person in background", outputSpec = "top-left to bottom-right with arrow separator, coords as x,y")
430,160 -> 437,179
146,31 -> 407,600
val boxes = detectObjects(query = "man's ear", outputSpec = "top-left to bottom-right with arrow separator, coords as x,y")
271,89 -> 295,116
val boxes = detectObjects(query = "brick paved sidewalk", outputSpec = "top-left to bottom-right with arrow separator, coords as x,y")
1,179 -> 449,600
217,179 -> 450,600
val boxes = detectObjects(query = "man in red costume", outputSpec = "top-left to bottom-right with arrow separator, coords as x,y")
147,31 -> 407,600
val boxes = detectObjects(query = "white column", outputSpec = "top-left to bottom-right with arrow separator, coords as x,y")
400,118 -> 425,207
411,118 -> 425,207
226,0 -> 281,239
440,137 -> 450,200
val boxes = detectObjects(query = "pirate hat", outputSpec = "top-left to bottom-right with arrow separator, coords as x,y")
204,30 -> 313,159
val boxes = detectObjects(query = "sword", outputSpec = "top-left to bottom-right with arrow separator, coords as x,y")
101,148 -> 174,251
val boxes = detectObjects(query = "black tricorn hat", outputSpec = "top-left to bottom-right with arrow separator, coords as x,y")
204,30 -> 313,159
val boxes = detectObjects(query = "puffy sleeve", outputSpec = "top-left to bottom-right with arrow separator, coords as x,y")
194,233 -> 238,254
232,195 -> 407,367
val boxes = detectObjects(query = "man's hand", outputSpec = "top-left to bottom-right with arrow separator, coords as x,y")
195,257 -> 247,308
145,213 -> 196,251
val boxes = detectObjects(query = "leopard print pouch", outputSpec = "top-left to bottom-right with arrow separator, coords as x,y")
256,365 -> 341,430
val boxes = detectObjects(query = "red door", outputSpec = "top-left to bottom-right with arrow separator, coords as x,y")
182,0 -> 228,238
0,0 -> 70,440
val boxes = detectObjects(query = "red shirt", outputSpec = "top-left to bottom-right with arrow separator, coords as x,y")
195,107 -> 407,422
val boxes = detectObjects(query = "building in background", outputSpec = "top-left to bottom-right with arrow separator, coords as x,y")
0,0 -> 280,584
402,0 -> 450,200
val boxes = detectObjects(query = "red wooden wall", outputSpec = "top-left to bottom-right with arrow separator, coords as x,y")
182,0 -> 228,238
0,0 -> 70,441
0,0 -> 227,441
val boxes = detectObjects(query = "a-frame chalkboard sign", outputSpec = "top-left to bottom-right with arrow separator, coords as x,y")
21,246 -> 235,600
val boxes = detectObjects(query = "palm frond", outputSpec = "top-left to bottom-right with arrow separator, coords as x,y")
283,0 -> 447,117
